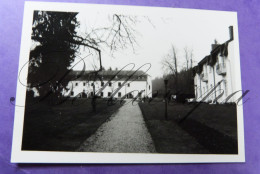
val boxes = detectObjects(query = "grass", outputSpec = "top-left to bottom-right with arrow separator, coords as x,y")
139,100 -> 238,154
22,98 -> 124,151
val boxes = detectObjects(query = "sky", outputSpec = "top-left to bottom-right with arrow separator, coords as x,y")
71,5 -> 237,79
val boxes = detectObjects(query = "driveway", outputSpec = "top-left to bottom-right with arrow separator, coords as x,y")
77,100 -> 156,153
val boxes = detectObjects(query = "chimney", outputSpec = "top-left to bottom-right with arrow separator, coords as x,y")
229,26 -> 234,41
211,39 -> 218,50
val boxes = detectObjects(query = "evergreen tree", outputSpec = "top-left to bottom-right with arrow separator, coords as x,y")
28,11 -> 79,99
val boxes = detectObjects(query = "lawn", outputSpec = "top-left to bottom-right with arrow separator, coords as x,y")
22,98 -> 124,151
139,100 -> 238,154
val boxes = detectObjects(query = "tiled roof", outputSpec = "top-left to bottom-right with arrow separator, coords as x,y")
193,37 -> 232,74
193,26 -> 234,73
67,70 -> 149,81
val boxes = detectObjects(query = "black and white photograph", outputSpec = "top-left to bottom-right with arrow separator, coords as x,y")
11,2 -> 244,163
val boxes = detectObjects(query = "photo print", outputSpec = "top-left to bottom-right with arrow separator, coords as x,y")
11,1 -> 245,163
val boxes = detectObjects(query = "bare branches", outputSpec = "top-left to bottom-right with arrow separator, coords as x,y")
78,14 -> 140,55
162,45 -> 194,75
184,47 -> 189,70
68,14 -> 141,71
184,47 -> 193,70
162,45 -> 178,76
190,49 -> 193,68
161,45 -> 195,92
161,45 -> 195,95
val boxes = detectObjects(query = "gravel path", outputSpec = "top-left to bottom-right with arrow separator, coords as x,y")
77,101 -> 156,153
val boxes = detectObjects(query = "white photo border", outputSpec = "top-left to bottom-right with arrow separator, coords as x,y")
11,1 -> 245,163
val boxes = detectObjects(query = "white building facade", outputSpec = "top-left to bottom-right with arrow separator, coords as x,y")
64,70 -> 152,99
193,26 -> 236,103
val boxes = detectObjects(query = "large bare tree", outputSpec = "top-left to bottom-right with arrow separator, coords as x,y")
184,47 -> 193,70
28,11 -> 140,100
161,45 -> 195,99
73,14 -> 140,58
161,45 -> 179,92
183,47 -> 194,93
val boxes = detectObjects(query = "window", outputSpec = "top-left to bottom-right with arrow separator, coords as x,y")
101,82 -> 104,86
149,85 -> 150,90
91,83 -> 94,86
118,82 -> 121,87
101,92 -> 103,97
108,92 -> 111,97
71,91 -> 74,96
128,83 -> 130,87
75,83 -> 78,86
109,82 -> 112,87
118,92 -> 121,97
83,82 -> 86,86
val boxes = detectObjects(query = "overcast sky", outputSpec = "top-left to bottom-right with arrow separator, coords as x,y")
72,5 -> 237,79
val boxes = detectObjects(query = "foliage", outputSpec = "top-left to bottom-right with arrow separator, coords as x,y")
28,11 -> 80,99
27,11 -> 139,100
